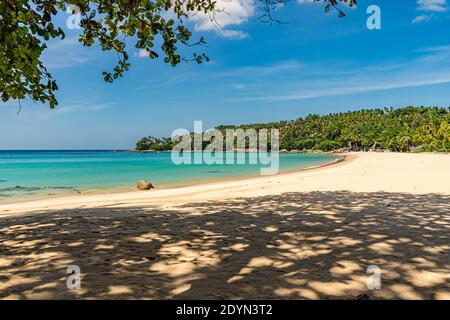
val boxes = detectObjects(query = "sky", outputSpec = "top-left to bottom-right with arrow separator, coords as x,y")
1,0 -> 450,149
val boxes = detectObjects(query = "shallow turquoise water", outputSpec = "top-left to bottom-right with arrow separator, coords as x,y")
0,151 -> 339,201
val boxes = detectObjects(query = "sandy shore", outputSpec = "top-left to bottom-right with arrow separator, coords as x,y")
0,152 -> 449,299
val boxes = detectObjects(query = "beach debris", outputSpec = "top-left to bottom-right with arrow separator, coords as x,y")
137,180 -> 154,190
355,293 -> 370,300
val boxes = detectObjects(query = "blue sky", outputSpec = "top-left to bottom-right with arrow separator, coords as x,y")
1,0 -> 450,149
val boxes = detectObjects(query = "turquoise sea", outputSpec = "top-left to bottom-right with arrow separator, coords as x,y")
0,151 -> 339,201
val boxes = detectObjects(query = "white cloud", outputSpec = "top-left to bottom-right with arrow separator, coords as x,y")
417,0 -> 448,12
412,14 -> 432,24
232,83 -> 246,89
3,101 -> 117,120
136,49 -> 150,58
189,0 -> 254,39
228,45 -> 450,102
42,37 -> 96,68
412,1 -> 447,24
217,29 -> 250,39
208,60 -> 302,78
52,102 -> 116,115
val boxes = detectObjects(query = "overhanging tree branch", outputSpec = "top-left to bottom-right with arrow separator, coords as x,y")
0,0 -> 357,108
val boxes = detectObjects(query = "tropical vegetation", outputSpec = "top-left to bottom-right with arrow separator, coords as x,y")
136,107 -> 450,152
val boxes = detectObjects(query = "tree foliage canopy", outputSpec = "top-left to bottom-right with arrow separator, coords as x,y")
0,0 -> 357,108
136,107 -> 450,152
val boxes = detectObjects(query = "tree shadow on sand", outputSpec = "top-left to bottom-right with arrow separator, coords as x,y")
0,191 -> 448,299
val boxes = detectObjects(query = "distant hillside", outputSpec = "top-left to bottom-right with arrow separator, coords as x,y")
136,107 -> 450,152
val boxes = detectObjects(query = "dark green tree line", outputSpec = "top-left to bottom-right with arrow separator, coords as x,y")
136,107 -> 450,152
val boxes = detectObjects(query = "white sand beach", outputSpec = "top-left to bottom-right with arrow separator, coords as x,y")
0,152 -> 449,299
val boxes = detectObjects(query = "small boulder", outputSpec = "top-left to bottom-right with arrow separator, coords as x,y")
137,180 -> 154,190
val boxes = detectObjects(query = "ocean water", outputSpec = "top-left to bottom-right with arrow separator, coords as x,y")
0,151 -> 339,201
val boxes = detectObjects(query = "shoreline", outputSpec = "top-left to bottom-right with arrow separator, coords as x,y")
0,153 -> 344,207
1,152 -> 449,216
